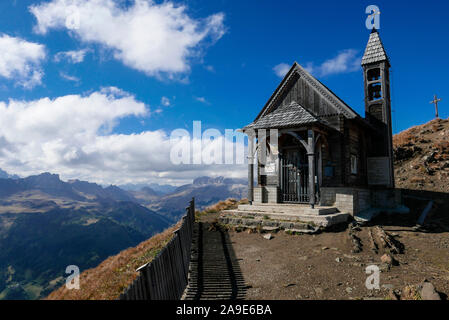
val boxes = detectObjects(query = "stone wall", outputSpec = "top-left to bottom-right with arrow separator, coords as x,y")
253,186 -> 279,203
320,187 -> 401,216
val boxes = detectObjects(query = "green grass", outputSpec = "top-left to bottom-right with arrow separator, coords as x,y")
23,283 -> 43,300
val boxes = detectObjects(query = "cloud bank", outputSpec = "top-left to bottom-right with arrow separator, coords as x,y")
0,34 -> 46,88
30,0 -> 226,78
0,88 -> 246,185
306,49 -> 361,77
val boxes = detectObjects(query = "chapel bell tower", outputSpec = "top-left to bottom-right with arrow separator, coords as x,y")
361,28 -> 395,188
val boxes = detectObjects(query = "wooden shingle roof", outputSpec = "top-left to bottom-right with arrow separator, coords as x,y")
242,62 -> 361,131
244,101 -> 319,130
361,28 -> 389,66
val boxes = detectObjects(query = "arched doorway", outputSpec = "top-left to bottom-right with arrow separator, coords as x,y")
279,133 -> 310,203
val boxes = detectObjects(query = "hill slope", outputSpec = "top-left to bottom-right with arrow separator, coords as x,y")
394,117 -> 449,193
46,198 -> 244,300
46,224 -> 178,300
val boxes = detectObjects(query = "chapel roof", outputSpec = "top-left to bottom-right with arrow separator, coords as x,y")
361,28 -> 389,66
244,101 -> 319,130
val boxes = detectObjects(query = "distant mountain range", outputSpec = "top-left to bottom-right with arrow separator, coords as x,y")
0,171 -> 169,300
119,176 -> 248,222
119,183 -> 177,195
0,169 -> 247,300
143,176 -> 247,221
0,169 -> 19,180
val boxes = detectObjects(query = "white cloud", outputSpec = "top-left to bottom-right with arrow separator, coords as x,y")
303,62 -> 315,74
0,34 -> 46,88
30,0 -> 226,78
195,96 -> 209,104
59,72 -> 80,82
161,96 -> 170,107
0,88 -> 246,185
55,49 -> 89,63
204,65 -> 215,72
273,63 -> 290,78
306,49 -> 361,77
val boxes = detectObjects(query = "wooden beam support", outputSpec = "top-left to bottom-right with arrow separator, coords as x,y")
247,132 -> 255,204
314,133 -> 321,148
307,129 -> 316,208
284,131 -> 309,151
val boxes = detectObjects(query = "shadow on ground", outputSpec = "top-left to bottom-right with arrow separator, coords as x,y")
183,222 -> 247,300
361,189 -> 449,234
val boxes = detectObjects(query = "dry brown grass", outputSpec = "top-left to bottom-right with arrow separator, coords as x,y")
202,198 -> 248,214
410,176 -> 425,184
393,130 -> 416,147
205,198 -> 238,212
45,223 -> 180,300
46,196 -> 249,300
436,140 -> 449,154
393,118 -> 447,148
194,198 -> 248,221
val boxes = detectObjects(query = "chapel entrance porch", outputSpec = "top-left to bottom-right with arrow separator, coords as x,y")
280,147 -> 309,204
248,127 -> 324,208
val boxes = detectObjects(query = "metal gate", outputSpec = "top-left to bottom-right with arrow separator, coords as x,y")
280,149 -> 309,203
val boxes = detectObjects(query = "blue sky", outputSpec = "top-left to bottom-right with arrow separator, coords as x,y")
0,0 -> 448,185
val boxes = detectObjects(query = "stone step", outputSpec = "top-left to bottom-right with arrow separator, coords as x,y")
222,209 -> 309,221
220,210 -> 350,228
285,228 -> 319,234
262,226 -> 280,232
223,208 -> 340,221
219,216 -> 313,231
236,204 -> 339,216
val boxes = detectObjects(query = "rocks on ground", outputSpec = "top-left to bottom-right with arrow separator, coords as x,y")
419,280 -> 441,300
263,233 -> 273,240
381,253 -> 398,266
390,280 -> 441,300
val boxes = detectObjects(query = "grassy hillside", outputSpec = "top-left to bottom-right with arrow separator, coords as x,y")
394,117 -> 449,193
46,223 -> 179,300
46,198 -> 246,300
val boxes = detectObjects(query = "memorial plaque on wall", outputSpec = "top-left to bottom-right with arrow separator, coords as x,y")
262,158 -> 278,176
367,157 -> 391,185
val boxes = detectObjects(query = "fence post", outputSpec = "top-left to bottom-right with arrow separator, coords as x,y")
191,197 -> 195,222
120,197 -> 196,300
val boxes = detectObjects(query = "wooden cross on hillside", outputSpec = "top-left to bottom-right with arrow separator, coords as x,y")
429,94 -> 442,118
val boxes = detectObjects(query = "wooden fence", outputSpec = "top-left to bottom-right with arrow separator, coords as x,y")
119,198 -> 195,300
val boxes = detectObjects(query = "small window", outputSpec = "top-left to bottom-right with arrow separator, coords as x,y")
324,165 -> 334,177
367,68 -> 381,81
350,155 -> 358,175
368,83 -> 382,101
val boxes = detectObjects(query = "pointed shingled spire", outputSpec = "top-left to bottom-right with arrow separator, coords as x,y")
361,29 -> 389,66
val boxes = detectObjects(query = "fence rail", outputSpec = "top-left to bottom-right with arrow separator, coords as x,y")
119,198 -> 195,300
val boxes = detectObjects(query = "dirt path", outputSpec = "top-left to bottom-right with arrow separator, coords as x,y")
195,211 -> 449,300
229,224 -> 449,300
